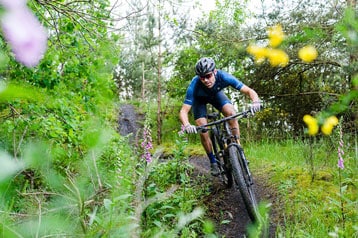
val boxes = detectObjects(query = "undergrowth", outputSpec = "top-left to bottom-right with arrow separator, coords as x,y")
139,129 -> 216,237
246,136 -> 357,237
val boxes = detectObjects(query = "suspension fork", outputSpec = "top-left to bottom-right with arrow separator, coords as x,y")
229,143 -> 254,186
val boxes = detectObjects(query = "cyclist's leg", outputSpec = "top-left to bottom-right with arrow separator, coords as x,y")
193,101 -> 211,153
213,92 -> 241,143
197,119 -> 220,176
195,117 -> 212,153
221,103 -> 240,142
193,101 -> 219,176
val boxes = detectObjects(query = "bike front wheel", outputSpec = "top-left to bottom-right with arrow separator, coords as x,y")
228,144 -> 259,222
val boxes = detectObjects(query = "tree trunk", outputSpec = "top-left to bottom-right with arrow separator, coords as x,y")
156,0 -> 162,145
141,62 -> 145,101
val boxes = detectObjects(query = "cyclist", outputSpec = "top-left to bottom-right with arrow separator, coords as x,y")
179,57 -> 261,176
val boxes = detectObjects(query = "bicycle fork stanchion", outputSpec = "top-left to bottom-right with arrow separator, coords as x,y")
237,147 -> 254,186
236,144 -> 262,224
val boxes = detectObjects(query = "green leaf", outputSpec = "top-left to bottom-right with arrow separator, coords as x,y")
0,152 -> 25,181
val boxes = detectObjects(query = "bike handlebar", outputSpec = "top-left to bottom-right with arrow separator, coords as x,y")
196,110 -> 252,133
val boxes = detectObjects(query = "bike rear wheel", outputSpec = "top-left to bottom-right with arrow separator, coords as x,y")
210,127 -> 233,188
228,144 -> 259,221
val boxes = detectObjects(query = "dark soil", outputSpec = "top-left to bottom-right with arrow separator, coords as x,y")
189,155 -> 280,238
118,104 -> 144,144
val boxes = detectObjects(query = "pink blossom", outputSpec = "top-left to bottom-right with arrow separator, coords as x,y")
178,125 -> 186,136
141,127 -> 153,163
181,124 -> 185,131
1,7 -> 48,67
0,0 -> 27,10
338,158 -> 344,169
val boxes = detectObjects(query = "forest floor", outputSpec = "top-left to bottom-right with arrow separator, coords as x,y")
119,104 -> 281,237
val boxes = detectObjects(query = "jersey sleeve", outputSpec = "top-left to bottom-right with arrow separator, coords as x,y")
220,70 -> 244,90
183,77 -> 198,105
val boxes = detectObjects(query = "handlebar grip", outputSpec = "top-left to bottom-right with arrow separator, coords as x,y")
196,126 -> 209,133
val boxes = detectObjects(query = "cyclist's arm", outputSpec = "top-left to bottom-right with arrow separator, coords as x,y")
179,104 -> 192,127
180,78 -> 197,127
218,71 -> 259,102
240,85 -> 260,102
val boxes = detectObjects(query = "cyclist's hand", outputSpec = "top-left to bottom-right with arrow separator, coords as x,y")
249,101 -> 261,115
184,124 -> 197,134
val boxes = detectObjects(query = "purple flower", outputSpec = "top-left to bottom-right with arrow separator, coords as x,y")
338,158 -> 344,169
141,126 -> 153,163
0,0 -> 27,9
178,125 -> 186,136
1,6 -> 48,67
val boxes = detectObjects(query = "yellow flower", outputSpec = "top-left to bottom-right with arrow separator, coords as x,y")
321,116 -> 339,135
268,24 -> 285,48
298,45 -> 318,62
247,44 -> 268,64
267,48 -> 289,67
303,115 -> 319,136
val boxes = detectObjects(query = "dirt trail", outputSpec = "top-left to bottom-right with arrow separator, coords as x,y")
189,155 -> 278,237
118,104 -> 144,143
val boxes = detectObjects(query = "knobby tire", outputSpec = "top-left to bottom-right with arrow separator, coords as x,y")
228,144 -> 258,222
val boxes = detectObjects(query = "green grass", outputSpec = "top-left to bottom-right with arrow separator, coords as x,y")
246,138 -> 358,237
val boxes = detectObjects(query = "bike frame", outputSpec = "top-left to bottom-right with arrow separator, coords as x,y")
205,110 -> 254,183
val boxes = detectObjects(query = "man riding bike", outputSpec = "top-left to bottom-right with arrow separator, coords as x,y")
179,57 -> 261,176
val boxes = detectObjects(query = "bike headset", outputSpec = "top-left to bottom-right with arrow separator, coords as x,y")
195,57 -> 216,77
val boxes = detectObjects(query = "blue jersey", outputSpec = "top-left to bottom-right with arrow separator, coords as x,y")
183,70 -> 244,106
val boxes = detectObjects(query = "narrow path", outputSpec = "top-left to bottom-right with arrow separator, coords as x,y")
189,155 -> 278,237
118,104 -> 144,143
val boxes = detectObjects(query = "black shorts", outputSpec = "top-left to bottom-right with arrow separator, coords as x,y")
193,91 -> 232,120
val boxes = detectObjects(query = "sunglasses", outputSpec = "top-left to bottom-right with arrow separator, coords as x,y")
200,72 -> 213,80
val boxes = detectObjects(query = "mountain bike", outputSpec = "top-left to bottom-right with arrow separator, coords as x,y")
197,110 -> 259,222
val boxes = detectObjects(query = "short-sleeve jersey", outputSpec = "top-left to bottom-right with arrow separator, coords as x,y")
183,70 -> 244,106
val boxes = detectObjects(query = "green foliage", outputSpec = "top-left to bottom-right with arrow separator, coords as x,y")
247,202 -> 271,238
167,47 -> 200,99
336,7 -> 358,73
0,1 -> 138,237
168,1 -> 249,100
247,137 -> 357,237
0,130 -> 138,237
141,133 -> 213,237
1,0 -> 357,237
